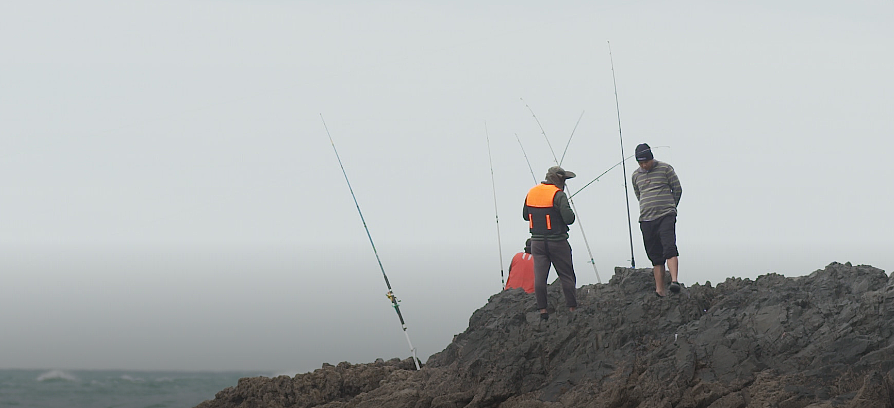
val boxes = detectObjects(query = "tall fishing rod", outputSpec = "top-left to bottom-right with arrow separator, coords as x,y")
485,123 -> 506,288
321,114 -> 421,370
514,133 -> 538,184
521,101 -> 602,283
608,41 -> 637,269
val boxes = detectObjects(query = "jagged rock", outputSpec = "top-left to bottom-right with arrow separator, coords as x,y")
196,262 -> 894,408
197,358 -> 417,408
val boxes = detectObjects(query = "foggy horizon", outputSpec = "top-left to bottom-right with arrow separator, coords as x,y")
2,0 -> 892,373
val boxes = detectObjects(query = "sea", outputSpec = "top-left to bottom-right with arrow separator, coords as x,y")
0,369 -> 270,408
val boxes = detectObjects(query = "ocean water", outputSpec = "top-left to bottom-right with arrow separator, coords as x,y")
0,369 -> 267,408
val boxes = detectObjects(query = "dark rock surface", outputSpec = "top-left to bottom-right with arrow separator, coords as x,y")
196,262 -> 894,408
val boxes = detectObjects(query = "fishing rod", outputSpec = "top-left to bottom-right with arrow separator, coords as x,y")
559,111 -> 585,166
485,123 -> 506,288
568,146 -> 670,199
522,98 -> 560,163
514,133 -> 538,184
608,41 -> 637,269
521,101 -> 602,284
321,114 -> 421,370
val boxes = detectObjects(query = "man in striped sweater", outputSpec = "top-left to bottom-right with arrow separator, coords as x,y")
632,143 -> 683,297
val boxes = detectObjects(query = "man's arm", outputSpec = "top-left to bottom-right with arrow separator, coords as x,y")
554,191 -> 575,225
666,166 -> 682,206
632,172 -> 641,201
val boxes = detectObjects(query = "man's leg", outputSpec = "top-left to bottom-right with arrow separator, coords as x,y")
658,215 -> 680,285
667,256 -> 679,284
641,220 -> 666,296
531,240 -> 551,314
653,264 -> 666,296
548,240 -> 577,310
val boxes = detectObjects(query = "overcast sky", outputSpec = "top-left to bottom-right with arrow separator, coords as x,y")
1,1 -> 892,372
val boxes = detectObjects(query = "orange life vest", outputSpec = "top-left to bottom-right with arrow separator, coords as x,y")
525,184 -> 567,235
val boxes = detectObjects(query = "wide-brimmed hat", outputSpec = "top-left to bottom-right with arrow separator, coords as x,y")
546,166 -> 576,180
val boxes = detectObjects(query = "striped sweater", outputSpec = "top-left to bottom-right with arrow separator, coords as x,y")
631,161 -> 682,222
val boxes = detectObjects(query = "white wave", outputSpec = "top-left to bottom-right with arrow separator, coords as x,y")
36,370 -> 77,382
120,374 -> 145,382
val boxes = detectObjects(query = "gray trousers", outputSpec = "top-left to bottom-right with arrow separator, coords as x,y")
531,239 -> 577,310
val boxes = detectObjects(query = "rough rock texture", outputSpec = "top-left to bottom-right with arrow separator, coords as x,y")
196,262 -> 894,408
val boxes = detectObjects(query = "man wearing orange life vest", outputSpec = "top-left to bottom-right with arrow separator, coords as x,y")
523,166 -> 577,321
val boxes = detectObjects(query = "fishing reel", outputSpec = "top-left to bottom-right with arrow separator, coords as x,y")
386,290 -> 400,304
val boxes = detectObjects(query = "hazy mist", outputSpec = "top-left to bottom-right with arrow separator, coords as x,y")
2,0 -> 892,372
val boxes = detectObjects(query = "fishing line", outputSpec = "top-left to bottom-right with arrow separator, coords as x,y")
485,122 -> 506,288
608,41 -> 637,268
568,146 -> 670,199
321,114 -> 421,370
521,102 -> 602,283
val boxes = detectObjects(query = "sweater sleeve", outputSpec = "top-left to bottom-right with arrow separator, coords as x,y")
632,172 -> 641,201
666,165 -> 682,206
554,191 -> 575,225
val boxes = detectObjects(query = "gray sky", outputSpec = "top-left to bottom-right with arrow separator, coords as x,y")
1,0 -> 892,372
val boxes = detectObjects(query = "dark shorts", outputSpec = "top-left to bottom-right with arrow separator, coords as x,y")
640,214 -> 678,266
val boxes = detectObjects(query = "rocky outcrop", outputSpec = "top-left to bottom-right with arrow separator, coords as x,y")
196,262 -> 894,408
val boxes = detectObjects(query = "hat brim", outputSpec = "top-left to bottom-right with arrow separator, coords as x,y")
563,171 -> 576,179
